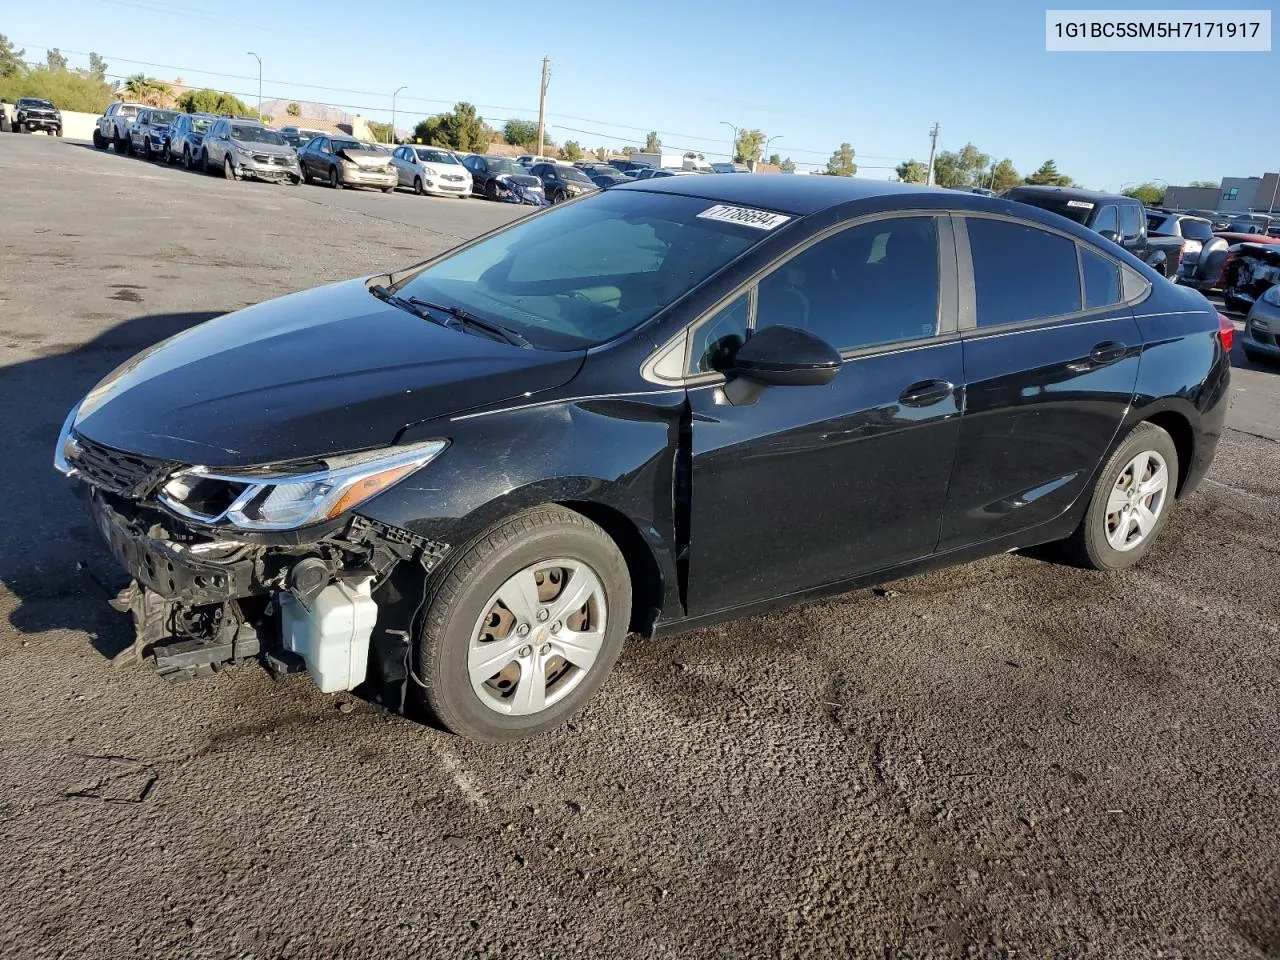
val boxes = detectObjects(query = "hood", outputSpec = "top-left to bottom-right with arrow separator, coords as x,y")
241,140 -> 295,157
73,279 -> 585,468
340,150 -> 390,167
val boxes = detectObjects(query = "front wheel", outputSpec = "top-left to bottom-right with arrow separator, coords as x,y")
11,120 -> 22,134
381,186 -> 393,193
93,129 -> 106,149
416,506 -> 631,741
485,180 -> 499,201
1059,422 -> 1180,570
328,166 -> 341,189
223,156 -> 238,181
413,176 -> 424,195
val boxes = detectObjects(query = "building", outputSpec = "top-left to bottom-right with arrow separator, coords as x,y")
1166,172 -> 1280,213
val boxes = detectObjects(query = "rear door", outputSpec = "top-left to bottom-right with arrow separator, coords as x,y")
685,213 -> 965,617
938,214 -> 1143,551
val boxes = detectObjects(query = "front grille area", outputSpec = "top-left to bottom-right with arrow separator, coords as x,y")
68,433 -> 174,498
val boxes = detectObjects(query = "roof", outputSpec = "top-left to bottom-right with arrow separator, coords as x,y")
1005,185 -> 1133,204
268,117 -> 347,137
615,174 -> 954,216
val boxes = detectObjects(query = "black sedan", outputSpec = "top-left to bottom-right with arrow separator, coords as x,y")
55,178 -> 1230,741
461,154 -> 546,203
530,162 -> 601,203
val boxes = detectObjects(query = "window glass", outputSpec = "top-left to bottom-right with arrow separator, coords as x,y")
1093,205 -> 1119,235
1120,204 -> 1142,241
689,295 -> 749,373
967,218 -> 1081,326
1080,246 -> 1122,308
754,216 -> 938,351
1180,219 -> 1212,242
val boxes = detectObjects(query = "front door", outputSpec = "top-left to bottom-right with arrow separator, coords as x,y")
938,214 -> 1142,550
686,214 -> 964,617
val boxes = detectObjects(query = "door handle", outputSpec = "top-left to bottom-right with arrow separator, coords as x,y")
1088,341 -> 1127,365
899,379 -> 955,407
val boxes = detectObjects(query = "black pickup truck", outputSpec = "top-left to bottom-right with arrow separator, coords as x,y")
10,97 -> 62,135
1005,186 -> 1184,280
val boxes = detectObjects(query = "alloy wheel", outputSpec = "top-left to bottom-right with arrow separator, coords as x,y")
467,559 -> 607,716
1104,450 -> 1169,552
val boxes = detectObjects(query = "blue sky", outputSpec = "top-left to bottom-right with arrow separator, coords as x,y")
8,0 -> 1277,189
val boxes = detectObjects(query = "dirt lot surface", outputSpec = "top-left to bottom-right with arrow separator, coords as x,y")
1,135 -> 1278,960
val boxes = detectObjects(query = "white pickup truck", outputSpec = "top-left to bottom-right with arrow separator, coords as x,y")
93,102 -> 146,152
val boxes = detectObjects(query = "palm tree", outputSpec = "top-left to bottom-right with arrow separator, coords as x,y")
123,73 -> 172,107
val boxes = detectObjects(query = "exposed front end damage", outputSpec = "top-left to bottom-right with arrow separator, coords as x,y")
1223,244 -> 1280,312
66,433 -> 449,711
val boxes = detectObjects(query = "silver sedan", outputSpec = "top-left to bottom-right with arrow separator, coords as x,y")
1242,285 -> 1280,365
390,145 -> 472,198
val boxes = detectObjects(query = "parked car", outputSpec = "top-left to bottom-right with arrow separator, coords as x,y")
1242,282 -> 1280,364
530,162 -> 600,203
94,102 -> 144,151
462,155 -> 546,204
711,162 -> 750,174
390,145 -> 471,198
1196,232 -> 1280,293
607,160 -> 646,175
515,154 -> 556,169
128,108 -> 180,160
1147,212 -> 1214,284
201,119 -> 301,184
589,171 -> 631,189
298,136 -> 396,191
11,97 -> 61,135
1005,187 -> 1185,279
1227,213 -> 1272,235
1221,242 -> 1280,314
165,112 -> 217,167
280,126 -> 327,149
54,178 -> 1229,740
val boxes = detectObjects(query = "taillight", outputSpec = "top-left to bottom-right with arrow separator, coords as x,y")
1218,312 -> 1234,353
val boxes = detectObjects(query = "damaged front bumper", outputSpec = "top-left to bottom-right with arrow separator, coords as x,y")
86,484 -> 448,707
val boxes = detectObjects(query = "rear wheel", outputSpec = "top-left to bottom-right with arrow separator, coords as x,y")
416,506 -> 631,741
1059,422 -> 1179,571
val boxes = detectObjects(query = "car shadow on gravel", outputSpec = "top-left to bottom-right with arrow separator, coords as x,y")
1,311 -> 220,654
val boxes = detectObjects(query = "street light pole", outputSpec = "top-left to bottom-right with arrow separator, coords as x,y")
391,85 -> 407,144
764,135 -> 783,167
247,52 -> 262,120
719,120 -> 738,165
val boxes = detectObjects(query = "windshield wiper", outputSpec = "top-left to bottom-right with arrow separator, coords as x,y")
370,285 -> 532,348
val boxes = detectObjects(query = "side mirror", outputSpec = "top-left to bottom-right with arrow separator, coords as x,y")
1098,229 -> 1120,244
731,325 -> 842,387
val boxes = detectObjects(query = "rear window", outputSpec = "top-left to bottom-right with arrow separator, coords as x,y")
1147,215 -> 1172,235
967,218 -> 1082,326
1007,191 -> 1094,226
395,191 -> 771,350
1180,219 -> 1213,242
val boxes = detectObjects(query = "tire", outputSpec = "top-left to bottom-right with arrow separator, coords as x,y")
291,175 -> 301,186
55,127 -> 63,138
485,179 -> 499,201
200,150 -> 209,174
382,186 -> 393,193
416,506 -> 631,741
328,166 -> 341,189
223,156 -> 238,181
413,176 -> 424,195
1058,422 -> 1180,571
142,141 -> 152,162
113,132 -> 126,152
302,165 -> 313,185
93,129 -> 106,149
12,120 -> 21,134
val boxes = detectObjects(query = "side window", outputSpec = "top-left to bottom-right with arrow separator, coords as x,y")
1080,246 -> 1122,308
755,216 -> 939,351
1093,205 -> 1119,236
689,295 -> 750,374
966,218 -> 1082,327
1120,204 -> 1142,242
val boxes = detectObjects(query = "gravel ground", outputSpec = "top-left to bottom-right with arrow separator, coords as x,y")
1,136 -> 1278,960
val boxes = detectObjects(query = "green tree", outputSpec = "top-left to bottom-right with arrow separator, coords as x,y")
932,142 -> 990,188
503,118 -> 538,145
734,128 -> 765,165
562,140 -> 583,161
285,102 -> 301,117
644,130 -> 661,152
1122,182 -> 1165,205
779,157 -> 796,173
367,121 -> 394,144
826,142 -> 857,177
621,145 -> 636,156
0,34 -> 25,79
87,52 -> 107,82
989,158 -> 1021,193
177,88 -> 250,115
413,102 -> 487,151
595,146 -> 609,160
124,74 -> 172,107
768,153 -> 781,166
895,159 -> 928,183
1188,180 -> 1218,189
45,48 -> 67,72
0,66 -> 114,112
1024,159 -> 1072,186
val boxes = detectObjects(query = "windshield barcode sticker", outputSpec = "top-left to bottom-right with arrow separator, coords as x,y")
1066,199 -> 1094,208
697,204 -> 791,230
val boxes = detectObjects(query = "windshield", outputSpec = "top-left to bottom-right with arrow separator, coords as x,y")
415,149 -> 458,164
333,139 -> 378,152
20,99 -> 54,109
487,158 -> 518,175
393,191 -> 770,350
192,117 -> 212,133
558,166 -> 595,185
1181,219 -> 1213,241
149,110 -> 178,125
231,125 -> 285,145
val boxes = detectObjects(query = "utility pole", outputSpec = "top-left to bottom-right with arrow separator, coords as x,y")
1265,170 -> 1278,214
926,122 -> 939,186
719,120 -> 739,164
391,85 -> 406,144
535,56 -> 549,157
247,52 -> 262,120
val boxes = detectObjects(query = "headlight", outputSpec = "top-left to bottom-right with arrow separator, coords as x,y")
421,166 -> 438,177
158,440 -> 448,530
1262,285 -> 1280,307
